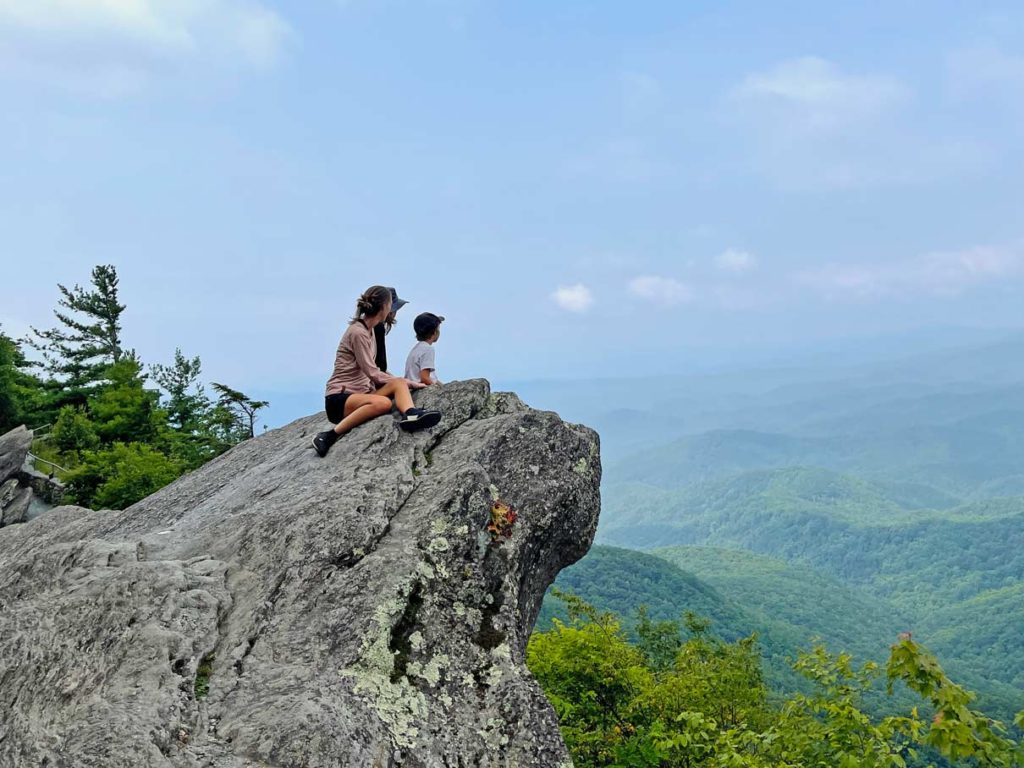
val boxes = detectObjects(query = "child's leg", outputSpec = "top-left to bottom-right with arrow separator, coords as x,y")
333,394 -> 392,435
373,379 -> 415,413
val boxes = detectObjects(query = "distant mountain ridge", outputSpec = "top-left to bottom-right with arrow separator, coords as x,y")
605,406 -> 1024,498
526,336 -> 1024,724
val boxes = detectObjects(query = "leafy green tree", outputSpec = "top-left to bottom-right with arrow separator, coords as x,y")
635,606 -> 684,674
0,327 -> 47,431
648,614 -> 768,732
89,357 -> 163,444
528,593 -> 1024,768
50,406 -> 100,458
29,264 -> 126,405
888,635 -> 1024,766
769,645 -> 921,768
64,443 -> 182,510
0,329 -> 24,431
527,591 -> 655,766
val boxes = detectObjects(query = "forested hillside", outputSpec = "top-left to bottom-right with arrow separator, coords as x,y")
527,339 -> 1024,733
538,546 -> 912,704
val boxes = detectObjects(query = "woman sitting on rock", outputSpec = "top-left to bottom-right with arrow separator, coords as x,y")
312,285 -> 442,457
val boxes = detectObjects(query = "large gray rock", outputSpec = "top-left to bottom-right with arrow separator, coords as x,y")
19,464 -> 66,506
0,485 -> 32,526
0,380 -> 601,768
0,478 -> 18,509
0,427 -> 36,529
0,425 -> 32,485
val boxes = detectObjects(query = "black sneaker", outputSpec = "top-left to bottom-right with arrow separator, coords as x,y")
312,430 -> 338,457
399,407 -> 442,432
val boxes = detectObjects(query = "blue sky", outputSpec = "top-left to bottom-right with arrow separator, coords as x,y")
2,1 -> 1023,400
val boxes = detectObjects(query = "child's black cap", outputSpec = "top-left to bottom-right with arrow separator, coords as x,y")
413,312 -> 445,338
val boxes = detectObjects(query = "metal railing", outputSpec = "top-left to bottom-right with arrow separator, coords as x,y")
26,452 -> 69,475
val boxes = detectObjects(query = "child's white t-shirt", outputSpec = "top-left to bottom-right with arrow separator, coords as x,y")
404,341 -> 436,383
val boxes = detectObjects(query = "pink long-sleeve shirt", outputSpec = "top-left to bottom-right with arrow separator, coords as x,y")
325,320 -> 397,396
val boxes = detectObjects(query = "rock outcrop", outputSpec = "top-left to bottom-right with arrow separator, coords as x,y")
0,380 -> 601,767
0,425 -> 35,527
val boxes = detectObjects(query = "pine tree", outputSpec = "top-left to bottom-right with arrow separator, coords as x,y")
150,349 -> 209,431
29,264 -> 126,403
210,382 -> 269,440
89,356 -> 161,444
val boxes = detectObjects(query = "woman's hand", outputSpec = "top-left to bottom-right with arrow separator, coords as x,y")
407,379 -> 428,389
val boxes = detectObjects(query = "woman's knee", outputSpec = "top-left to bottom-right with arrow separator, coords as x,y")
371,396 -> 392,415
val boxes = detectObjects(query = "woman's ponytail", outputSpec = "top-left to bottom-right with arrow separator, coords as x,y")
352,285 -> 391,323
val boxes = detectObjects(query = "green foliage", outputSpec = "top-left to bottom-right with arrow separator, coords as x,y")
210,382 -> 269,441
150,349 -> 208,432
29,264 -> 126,401
538,547 -> 747,641
194,654 -> 214,700
635,606 -> 684,674
89,357 -> 162,444
0,329 -> 24,431
64,442 -> 183,510
0,327 -> 48,431
888,637 -> 1024,766
150,349 -> 256,470
539,545 -> 913,706
51,405 -> 100,457
529,594 -> 1024,768
527,594 -> 656,766
776,646 -> 920,768
651,544 -> 913,715
599,469 -> 1024,715
17,266 -> 270,510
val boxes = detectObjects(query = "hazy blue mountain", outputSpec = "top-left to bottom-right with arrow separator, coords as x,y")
604,407 -> 1024,498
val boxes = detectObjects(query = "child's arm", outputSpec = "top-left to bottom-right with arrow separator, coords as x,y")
419,346 -> 439,385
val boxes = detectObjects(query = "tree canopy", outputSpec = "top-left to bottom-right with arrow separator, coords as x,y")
3,265 -> 270,510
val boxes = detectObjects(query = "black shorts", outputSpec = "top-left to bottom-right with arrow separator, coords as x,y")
325,392 -> 351,424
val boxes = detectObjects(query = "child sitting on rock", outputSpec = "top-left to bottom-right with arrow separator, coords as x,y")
404,312 -> 444,386
312,286 -> 442,457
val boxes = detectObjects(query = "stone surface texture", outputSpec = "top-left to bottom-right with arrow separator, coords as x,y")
0,425 -> 35,528
0,380 -> 600,768
0,484 -> 31,526
0,425 -> 32,486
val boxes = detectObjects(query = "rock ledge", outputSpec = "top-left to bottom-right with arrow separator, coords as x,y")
0,380 -> 601,768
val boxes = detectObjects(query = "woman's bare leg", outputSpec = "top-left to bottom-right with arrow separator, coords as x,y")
373,379 -> 415,413
332,394 -> 392,435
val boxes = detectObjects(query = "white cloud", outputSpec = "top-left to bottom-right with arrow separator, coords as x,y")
733,56 -> 905,134
714,249 -> 757,274
551,284 -> 594,313
728,56 -> 988,190
797,243 -> 1024,300
628,275 -> 692,305
0,0 -> 291,95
